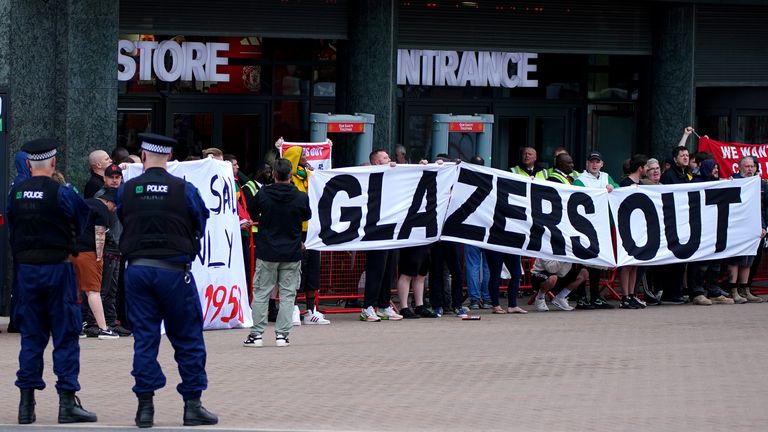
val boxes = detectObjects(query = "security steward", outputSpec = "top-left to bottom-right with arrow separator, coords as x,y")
7,138 -> 97,424
116,133 -> 217,428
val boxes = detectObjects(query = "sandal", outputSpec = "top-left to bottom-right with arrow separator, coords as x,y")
507,306 -> 528,314
492,306 -> 507,314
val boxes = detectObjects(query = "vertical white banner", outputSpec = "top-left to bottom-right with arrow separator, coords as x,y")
124,159 -> 252,329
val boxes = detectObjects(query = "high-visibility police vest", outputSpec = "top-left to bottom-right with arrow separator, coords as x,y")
120,168 -> 197,259
9,177 -> 75,256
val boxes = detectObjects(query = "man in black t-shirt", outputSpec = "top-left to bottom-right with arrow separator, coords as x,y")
70,189 -> 119,339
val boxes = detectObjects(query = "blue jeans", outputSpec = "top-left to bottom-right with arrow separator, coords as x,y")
464,245 -> 490,303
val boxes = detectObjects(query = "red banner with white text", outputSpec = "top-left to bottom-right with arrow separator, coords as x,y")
698,137 -> 768,180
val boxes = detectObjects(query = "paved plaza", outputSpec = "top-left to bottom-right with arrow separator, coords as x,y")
0,302 -> 767,432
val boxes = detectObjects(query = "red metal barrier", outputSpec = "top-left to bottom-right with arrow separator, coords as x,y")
312,250 -> 768,313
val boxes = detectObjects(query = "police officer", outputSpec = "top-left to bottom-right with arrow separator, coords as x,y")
7,138 -> 97,424
116,133 -> 217,428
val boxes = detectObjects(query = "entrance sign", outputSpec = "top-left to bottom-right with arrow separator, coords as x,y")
698,137 -> 768,180
397,49 -> 538,88
118,39 -> 230,82
608,177 -> 762,266
123,159 -> 251,330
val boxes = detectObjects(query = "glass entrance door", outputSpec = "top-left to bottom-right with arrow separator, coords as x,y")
167,97 -> 269,177
497,107 -> 576,171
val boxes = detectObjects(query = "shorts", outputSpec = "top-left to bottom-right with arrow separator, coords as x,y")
531,265 -> 581,291
728,255 -> 755,267
398,246 -> 430,277
69,252 -> 103,292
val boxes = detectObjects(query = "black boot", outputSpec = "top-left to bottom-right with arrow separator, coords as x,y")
135,392 -> 154,428
183,398 -> 218,426
58,391 -> 97,423
18,388 -> 36,424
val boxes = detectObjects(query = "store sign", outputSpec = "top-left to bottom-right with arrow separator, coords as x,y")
327,122 -> 365,133
449,122 -> 484,132
117,39 -> 230,82
397,49 -> 538,88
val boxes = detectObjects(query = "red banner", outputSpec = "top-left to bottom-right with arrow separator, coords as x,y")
698,137 -> 768,180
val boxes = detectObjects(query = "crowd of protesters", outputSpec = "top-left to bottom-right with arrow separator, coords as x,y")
9,126 -> 767,349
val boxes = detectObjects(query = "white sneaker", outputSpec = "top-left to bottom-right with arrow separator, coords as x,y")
376,306 -> 403,321
551,297 -> 574,311
292,305 -> 302,326
276,334 -> 290,347
359,306 -> 381,322
303,308 -> 330,325
535,297 -> 549,312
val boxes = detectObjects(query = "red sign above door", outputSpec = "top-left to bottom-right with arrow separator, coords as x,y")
449,122 -> 484,132
327,122 -> 365,133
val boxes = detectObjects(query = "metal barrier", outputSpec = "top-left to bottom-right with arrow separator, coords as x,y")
312,251 -> 768,313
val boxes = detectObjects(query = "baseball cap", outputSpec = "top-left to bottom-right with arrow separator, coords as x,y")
588,151 -> 603,161
104,164 -> 122,177
94,187 -> 117,202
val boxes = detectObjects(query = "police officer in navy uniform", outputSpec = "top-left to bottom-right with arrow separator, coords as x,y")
116,133 -> 217,428
6,138 -> 97,425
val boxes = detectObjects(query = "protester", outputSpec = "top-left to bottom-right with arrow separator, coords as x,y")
546,152 -> 577,184
94,185 -> 133,335
617,154 -> 651,308
465,155 -> 493,309
686,160 -> 733,305
223,154 -> 256,299
535,147 -> 578,181
243,157 -> 312,347
531,258 -> 587,311
70,187 -> 121,338
572,151 -> 618,309
84,150 -> 112,198
641,158 -> 662,185
8,138 -> 97,424
485,250 -> 525,314
726,156 -> 767,304
397,245 -> 437,318
395,144 -> 409,164
509,146 -> 542,178
283,146 -> 330,325
358,149 -> 403,322
118,133 -> 217,427
658,141 -> 692,304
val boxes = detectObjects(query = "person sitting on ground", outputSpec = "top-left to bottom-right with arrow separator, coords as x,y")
530,258 -> 587,312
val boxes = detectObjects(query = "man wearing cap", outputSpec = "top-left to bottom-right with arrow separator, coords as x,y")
572,151 -> 619,309
117,133 -> 217,427
71,186 -> 120,339
7,138 -> 97,424
84,150 -> 112,199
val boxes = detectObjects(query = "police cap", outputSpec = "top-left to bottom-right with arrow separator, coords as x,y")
94,187 -> 117,202
138,133 -> 177,155
22,138 -> 59,161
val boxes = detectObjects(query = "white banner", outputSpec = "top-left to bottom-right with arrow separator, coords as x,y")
441,164 -> 615,267
278,139 -> 333,171
305,163 -> 459,250
124,159 -> 252,330
608,177 -> 762,266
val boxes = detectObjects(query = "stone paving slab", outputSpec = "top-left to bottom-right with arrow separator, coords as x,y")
0,302 -> 767,431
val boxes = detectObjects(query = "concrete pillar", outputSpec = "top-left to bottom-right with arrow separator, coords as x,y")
6,0 -> 118,190
650,3 -> 695,160
338,0 -> 397,163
